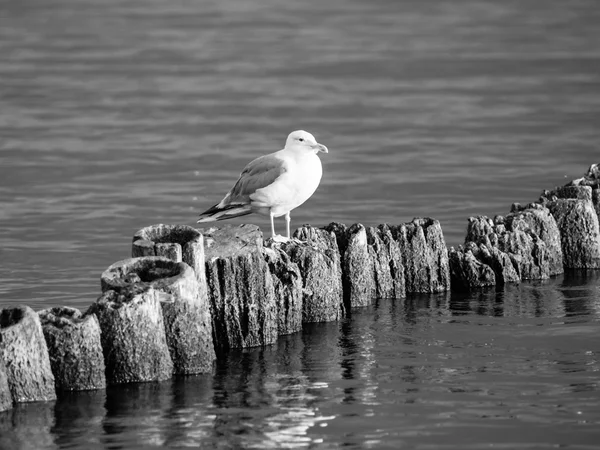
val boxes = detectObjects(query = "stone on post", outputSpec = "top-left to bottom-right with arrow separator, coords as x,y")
281,225 -> 344,322
0,306 -> 56,403
0,358 -> 11,412
390,218 -> 450,293
448,245 -> 496,291
38,307 -> 106,391
88,285 -> 173,385
101,256 -> 215,375
541,185 -> 600,268
263,246 -> 303,336
202,224 -> 278,351
132,224 -> 208,300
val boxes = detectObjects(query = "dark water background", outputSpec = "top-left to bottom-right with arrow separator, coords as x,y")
1,0 -> 600,448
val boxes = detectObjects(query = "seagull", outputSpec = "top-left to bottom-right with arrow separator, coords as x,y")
197,130 -> 328,240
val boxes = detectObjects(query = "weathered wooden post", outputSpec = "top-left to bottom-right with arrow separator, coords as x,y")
0,359 -> 11,412
281,225 -> 344,322
201,224 -> 278,351
263,246 -> 303,335
88,285 -> 174,384
132,224 -> 208,300
541,185 -> 600,268
101,256 -> 215,375
38,306 -> 106,391
0,306 -> 56,403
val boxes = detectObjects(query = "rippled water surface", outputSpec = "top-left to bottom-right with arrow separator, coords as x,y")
1,0 -> 600,448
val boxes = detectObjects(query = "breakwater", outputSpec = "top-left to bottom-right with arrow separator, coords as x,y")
1,164 -> 598,411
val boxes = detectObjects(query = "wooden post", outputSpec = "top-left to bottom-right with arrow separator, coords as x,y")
0,306 -> 56,403
101,256 -> 215,375
38,306 -> 106,391
202,224 -> 278,351
263,246 -> 303,336
0,358 -> 11,412
281,225 -> 344,322
132,224 -> 208,301
542,186 -> 600,268
389,218 -> 451,293
88,285 -> 174,384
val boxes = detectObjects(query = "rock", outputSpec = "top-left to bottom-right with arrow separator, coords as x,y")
132,224 -> 208,301
281,225 -> 344,322
101,256 -> 215,375
202,224 -> 278,351
263,246 -> 303,335
38,307 -> 106,391
88,286 -> 174,384
390,218 -> 450,293
0,358 -> 11,412
541,185 -> 600,268
0,306 -> 56,403
448,245 -> 496,291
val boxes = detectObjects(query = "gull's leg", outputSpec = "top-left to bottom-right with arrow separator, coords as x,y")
285,212 -> 291,239
270,211 -> 276,238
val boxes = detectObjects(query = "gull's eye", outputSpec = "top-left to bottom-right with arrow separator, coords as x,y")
298,138 -> 304,142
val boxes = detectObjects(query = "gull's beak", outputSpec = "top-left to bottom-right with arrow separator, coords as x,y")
313,142 -> 328,153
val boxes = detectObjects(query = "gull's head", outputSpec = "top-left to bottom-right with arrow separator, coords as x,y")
285,130 -> 328,154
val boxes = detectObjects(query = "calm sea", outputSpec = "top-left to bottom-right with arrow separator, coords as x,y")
1,0 -> 599,448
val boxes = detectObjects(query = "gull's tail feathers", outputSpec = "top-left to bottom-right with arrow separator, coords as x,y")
197,203 -> 252,223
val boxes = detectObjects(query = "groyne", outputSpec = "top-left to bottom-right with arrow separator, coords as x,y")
0,163 -> 598,411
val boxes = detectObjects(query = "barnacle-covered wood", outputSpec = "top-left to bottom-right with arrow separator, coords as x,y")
282,225 -> 344,322
38,306 -> 106,391
390,218 -> 450,293
202,224 -> 278,351
88,286 -> 174,384
132,224 -> 208,300
541,185 -> 600,268
101,256 -> 215,375
370,226 -> 405,299
0,306 -> 56,403
263,246 -> 303,335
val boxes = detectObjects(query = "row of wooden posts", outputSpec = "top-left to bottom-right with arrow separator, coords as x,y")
1,164 -> 599,412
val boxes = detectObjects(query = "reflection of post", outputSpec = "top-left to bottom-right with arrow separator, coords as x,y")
0,402 -> 56,449
102,381 -> 173,448
161,375 -> 214,447
52,390 -> 107,446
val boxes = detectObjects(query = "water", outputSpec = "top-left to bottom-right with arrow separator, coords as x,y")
1,0 -> 599,448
